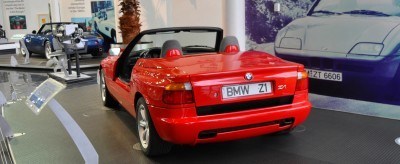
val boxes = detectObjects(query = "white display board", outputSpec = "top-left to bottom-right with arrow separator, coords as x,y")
26,78 -> 66,115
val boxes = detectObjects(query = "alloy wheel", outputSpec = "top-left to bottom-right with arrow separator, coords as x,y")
138,104 -> 150,149
45,42 -> 52,59
100,72 -> 106,102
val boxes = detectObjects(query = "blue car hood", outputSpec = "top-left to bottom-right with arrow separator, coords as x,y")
82,33 -> 99,40
279,15 -> 400,54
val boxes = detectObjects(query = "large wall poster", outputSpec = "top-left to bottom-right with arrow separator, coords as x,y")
90,0 -> 117,50
2,0 -> 29,37
71,17 -> 92,32
245,0 -> 315,52
246,0 -> 400,105
9,15 -> 27,29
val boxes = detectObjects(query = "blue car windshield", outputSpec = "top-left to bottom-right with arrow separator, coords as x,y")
38,24 -> 86,34
312,0 -> 400,16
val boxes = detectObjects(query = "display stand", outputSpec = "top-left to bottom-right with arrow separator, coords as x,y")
25,79 -> 98,164
0,91 -> 16,164
48,34 -> 91,83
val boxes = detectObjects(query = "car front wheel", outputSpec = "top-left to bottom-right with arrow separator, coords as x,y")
136,97 -> 172,156
44,41 -> 52,60
20,48 -> 30,57
100,69 -> 118,107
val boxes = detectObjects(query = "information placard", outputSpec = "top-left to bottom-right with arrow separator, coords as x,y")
26,78 -> 66,115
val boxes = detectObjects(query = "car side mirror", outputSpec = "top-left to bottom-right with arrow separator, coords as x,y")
109,47 -> 121,56
32,30 -> 37,34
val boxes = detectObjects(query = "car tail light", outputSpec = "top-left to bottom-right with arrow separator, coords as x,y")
163,82 -> 194,104
296,69 -> 308,91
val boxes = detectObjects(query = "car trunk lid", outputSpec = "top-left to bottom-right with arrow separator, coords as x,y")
174,52 -> 300,107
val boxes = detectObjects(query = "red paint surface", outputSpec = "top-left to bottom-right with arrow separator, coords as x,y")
100,50 -> 311,145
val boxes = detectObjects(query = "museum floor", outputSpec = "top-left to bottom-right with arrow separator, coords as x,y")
1,69 -> 400,164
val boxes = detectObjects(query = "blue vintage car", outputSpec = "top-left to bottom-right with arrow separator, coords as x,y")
22,22 -> 104,59
275,0 -> 400,102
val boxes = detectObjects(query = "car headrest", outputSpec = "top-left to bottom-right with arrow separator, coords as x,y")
219,36 -> 240,53
161,40 -> 183,58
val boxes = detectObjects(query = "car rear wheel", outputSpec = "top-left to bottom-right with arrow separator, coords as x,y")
91,52 -> 102,57
100,69 -> 118,107
136,97 -> 172,156
94,22 -> 99,31
45,41 -> 52,60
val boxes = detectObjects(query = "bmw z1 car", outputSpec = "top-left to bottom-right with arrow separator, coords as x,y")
99,27 -> 311,156
23,22 -> 104,59
275,0 -> 400,101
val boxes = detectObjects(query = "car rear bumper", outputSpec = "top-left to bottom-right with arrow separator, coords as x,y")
148,94 -> 311,145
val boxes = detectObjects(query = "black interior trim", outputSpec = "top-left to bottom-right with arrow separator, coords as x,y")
196,96 -> 294,116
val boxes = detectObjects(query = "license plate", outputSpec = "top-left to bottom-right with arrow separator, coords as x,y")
222,82 -> 272,99
306,69 -> 342,82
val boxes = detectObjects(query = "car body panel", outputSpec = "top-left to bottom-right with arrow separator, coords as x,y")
100,27 -> 311,144
150,97 -> 310,145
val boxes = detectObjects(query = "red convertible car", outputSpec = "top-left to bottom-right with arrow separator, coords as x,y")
99,27 -> 311,156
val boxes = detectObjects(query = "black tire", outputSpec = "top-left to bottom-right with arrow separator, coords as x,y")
111,30 -> 117,43
94,22 -> 99,31
136,97 -> 172,156
91,52 -> 102,57
274,128 -> 294,135
100,69 -> 118,107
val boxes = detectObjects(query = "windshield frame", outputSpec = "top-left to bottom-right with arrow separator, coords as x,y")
121,26 -> 223,58
38,22 -> 86,34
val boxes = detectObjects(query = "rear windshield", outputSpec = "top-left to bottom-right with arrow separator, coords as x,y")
133,30 -> 218,56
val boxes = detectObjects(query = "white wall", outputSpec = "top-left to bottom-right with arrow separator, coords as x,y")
49,0 -> 61,22
170,0 -> 223,28
139,0 -> 223,30
28,0 -> 50,31
139,0 -> 171,30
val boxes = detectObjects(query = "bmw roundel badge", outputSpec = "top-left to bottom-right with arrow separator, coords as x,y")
245,73 -> 253,81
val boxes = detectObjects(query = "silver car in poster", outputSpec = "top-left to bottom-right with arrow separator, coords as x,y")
275,0 -> 400,101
